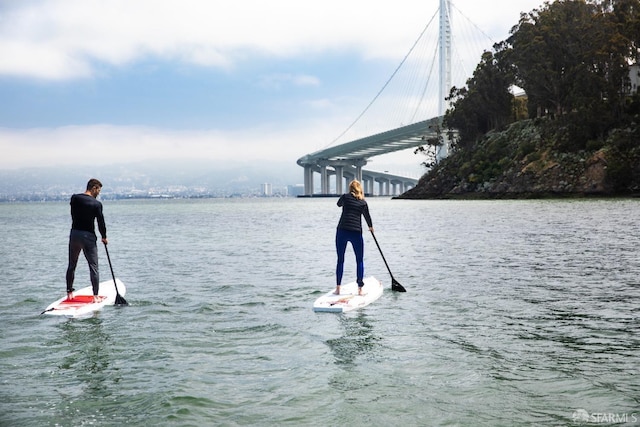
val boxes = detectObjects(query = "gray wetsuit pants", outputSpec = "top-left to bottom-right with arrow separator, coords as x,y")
66,229 -> 99,295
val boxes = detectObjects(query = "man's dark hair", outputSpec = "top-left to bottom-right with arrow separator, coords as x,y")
86,178 -> 103,191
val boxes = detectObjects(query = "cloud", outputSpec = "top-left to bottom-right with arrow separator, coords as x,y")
0,39 -> 94,79
0,0 -> 411,80
0,122 -> 343,169
0,0 -> 543,81
258,73 -> 320,90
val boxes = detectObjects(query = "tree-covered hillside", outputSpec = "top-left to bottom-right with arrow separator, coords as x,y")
402,0 -> 640,198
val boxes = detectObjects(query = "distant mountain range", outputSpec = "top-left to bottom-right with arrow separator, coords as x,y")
0,160 -> 304,200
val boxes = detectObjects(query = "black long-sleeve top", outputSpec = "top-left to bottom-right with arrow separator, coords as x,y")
336,193 -> 372,232
70,193 -> 107,238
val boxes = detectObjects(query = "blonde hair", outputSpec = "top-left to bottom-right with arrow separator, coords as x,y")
349,180 -> 365,200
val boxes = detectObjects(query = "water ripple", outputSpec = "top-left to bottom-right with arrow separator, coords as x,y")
1,198 -> 639,425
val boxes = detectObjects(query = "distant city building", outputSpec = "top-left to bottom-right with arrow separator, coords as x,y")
261,183 -> 272,196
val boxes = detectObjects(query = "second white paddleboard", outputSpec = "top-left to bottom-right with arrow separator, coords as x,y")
313,276 -> 383,313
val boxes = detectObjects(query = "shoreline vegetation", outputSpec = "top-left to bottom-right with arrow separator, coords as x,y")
398,119 -> 640,200
399,0 -> 640,200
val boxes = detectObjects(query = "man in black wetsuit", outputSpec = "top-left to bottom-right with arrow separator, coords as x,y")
65,178 -> 108,302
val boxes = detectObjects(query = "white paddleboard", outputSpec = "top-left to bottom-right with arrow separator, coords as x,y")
42,278 -> 126,318
313,276 -> 383,313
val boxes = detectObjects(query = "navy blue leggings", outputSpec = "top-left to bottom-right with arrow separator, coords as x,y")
336,228 -> 365,287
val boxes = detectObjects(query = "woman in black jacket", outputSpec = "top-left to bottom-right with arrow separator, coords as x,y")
335,180 -> 373,295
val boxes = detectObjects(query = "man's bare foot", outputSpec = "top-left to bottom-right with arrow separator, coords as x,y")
333,286 -> 341,295
66,292 -> 73,301
358,288 -> 365,296
93,295 -> 101,303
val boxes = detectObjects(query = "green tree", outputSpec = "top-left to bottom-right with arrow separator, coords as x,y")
603,0 -> 640,64
602,0 -> 640,122
444,50 -> 514,149
508,0 -> 603,118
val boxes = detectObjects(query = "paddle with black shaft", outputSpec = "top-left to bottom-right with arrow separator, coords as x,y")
103,242 -> 128,306
370,230 -> 407,292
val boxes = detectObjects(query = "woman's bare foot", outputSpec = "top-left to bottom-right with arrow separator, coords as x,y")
333,286 -> 341,295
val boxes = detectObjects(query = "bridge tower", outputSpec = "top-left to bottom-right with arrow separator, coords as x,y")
439,0 -> 452,117
437,0 -> 452,160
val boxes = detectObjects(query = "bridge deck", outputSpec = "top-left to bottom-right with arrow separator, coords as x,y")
297,117 -> 441,165
297,117 -> 443,196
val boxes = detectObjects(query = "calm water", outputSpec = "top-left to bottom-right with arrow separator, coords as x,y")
1,197 -> 639,426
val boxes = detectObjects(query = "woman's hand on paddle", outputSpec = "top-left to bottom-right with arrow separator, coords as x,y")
369,227 -> 374,233
102,238 -> 108,245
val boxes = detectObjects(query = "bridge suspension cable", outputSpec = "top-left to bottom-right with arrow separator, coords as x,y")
321,2 -> 496,152
321,8 -> 439,151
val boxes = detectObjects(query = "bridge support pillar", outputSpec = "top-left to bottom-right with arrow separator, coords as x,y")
320,165 -> 328,194
343,171 -> 355,194
404,181 -> 414,192
304,165 -> 314,195
391,180 -> 404,196
362,176 -> 374,195
375,178 -> 390,196
354,159 -> 366,184
334,165 -> 344,195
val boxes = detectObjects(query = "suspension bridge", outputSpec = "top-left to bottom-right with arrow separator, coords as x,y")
296,0 -> 494,196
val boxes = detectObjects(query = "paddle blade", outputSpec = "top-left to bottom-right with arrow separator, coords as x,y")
391,278 -> 407,292
114,293 -> 129,306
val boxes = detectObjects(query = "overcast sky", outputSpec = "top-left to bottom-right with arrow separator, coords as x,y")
0,0 -> 544,174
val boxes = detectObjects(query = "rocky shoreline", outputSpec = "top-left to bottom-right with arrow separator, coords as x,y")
397,120 -> 640,200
